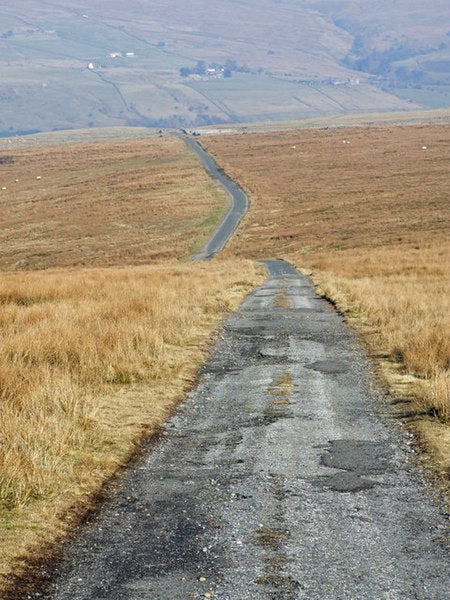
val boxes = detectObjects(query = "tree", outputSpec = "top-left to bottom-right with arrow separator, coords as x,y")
195,60 -> 206,75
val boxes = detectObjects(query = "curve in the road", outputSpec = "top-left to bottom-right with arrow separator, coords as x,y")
184,137 -> 249,259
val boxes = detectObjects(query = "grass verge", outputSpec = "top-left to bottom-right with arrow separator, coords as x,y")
297,244 -> 449,476
0,259 -> 264,594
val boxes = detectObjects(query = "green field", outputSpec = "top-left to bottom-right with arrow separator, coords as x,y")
1,1 -> 449,132
384,86 -> 450,109
189,74 -> 416,122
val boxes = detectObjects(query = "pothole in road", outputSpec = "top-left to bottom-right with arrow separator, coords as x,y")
318,471 -> 377,493
321,440 -> 391,474
239,339 -> 262,357
200,362 -> 242,376
305,359 -> 349,374
314,439 -> 392,493
259,346 -> 288,359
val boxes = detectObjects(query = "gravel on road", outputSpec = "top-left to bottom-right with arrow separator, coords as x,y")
39,260 -> 449,600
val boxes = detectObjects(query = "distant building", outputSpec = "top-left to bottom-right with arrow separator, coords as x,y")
206,67 -> 225,80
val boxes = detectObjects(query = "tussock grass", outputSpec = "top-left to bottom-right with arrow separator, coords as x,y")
0,259 -> 263,589
307,244 -> 449,423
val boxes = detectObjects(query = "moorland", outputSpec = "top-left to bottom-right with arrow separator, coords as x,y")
0,137 -> 230,270
202,123 -> 450,459
0,119 -> 449,595
0,136 -> 262,592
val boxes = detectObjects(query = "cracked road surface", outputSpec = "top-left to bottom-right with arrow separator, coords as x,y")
41,260 -> 448,600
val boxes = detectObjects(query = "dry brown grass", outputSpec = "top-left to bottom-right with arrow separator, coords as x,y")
308,244 -> 449,423
0,259 -> 263,590
202,125 -> 450,435
0,135 -> 264,591
203,125 -> 449,259
0,137 -> 228,270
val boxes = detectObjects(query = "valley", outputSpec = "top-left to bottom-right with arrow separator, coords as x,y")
1,0 -> 449,133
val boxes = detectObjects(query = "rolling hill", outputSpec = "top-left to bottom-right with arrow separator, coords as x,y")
0,0 -> 449,133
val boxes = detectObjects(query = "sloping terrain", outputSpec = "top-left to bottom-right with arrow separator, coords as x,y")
202,125 -> 450,259
1,0 -> 449,133
33,261 -> 449,600
0,137 -> 229,269
313,0 -> 450,81
0,121 -> 448,597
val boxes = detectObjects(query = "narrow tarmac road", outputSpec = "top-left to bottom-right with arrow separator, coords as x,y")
41,260 -> 448,600
184,138 -> 248,259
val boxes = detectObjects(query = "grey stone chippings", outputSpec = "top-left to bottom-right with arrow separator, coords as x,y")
38,260 -> 449,600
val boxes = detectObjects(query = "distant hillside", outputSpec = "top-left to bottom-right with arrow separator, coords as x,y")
313,1 -> 450,79
0,0 -> 449,133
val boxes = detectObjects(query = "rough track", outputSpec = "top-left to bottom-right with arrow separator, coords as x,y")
185,138 -> 248,260
41,260 -> 448,600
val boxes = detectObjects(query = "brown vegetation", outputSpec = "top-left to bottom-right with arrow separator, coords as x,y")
203,125 -> 449,259
0,137 -> 228,270
202,125 -> 450,447
0,259 -> 263,590
0,134 -> 264,591
310,245 -> 449,422
1,121 -> 448,590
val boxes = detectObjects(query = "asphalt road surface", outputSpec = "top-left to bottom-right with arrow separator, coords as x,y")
40,260 -> 448,600
184,138 -> 248,259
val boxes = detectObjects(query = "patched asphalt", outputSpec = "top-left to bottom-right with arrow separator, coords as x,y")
39,260 -> 449,600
